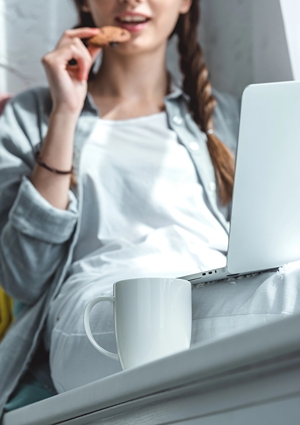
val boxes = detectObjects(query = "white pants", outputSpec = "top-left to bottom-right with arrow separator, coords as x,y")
46,262 -> 300,393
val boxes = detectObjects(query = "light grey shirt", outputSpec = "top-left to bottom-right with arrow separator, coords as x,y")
0,84 -> 240,415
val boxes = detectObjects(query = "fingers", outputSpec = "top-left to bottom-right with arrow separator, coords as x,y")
69,42 -> 101,81
44,28 -> 102,82
87,45 -> 102,63
71,44 -> 94,81
57,27 -> 100,48
43,45 -> 85,82
67,46 -> 101,81
65,27 -> 100,39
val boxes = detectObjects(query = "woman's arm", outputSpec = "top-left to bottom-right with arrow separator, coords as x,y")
0,28 -> 101,304
0,92 -> 78,304
31,27 -> 101,209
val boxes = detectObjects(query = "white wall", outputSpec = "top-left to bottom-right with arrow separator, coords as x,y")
252,0 -> 293,85
280,0 -> 300,80
200,0 -> 254,98
0,0 -> 77,94
0,0 -> 7,91
0,0 -> 297,98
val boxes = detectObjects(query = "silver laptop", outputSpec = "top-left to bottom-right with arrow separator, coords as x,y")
180,80 -> 300,284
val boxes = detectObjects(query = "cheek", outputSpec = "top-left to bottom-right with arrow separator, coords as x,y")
155,12 -> 180,40
152,1 -> 182,36
87,2 -> 114,27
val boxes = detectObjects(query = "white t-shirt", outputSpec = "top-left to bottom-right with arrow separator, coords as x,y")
71,111 -> 228,275
46,112 -> 228,355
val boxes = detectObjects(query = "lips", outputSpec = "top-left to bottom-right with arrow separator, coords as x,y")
115,13 -> 151,32
116,16 -> 149,24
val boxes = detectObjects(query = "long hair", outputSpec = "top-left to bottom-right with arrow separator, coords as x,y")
72,0 -> 235,204
73,0 -> 96,27
174,1 -> 235,205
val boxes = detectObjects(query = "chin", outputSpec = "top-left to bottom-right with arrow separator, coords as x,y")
115,38 -> 166,57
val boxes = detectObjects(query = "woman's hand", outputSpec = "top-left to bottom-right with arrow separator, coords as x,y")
42,27 -> 101,117
31,28 -> 101,209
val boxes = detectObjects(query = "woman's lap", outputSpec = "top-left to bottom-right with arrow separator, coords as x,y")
191,264 -> 300,344
48,263 -> 300,393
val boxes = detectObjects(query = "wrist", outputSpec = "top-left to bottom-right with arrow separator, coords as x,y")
51,106 -> 80,118
50,106 -> 82,123
51,102 -> 83,117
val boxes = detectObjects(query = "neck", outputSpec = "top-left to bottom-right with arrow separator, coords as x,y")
89,44 -> 169,101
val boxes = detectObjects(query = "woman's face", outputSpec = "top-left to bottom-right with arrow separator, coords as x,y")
81,0 -> 192,54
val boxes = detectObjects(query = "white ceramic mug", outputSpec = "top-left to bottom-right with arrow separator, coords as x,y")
84,277 -> 192,370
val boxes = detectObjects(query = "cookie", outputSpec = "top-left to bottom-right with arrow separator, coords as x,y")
88,26 -> 131,48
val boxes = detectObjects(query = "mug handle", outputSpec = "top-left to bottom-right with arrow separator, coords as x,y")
84,296 -> 119,361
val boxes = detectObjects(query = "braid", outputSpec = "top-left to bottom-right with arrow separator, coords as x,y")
175,1 -> 235,205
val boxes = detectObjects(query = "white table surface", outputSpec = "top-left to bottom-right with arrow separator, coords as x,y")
3,311 -> 300,425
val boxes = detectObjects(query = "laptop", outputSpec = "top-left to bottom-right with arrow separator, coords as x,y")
180,80 -> 300,284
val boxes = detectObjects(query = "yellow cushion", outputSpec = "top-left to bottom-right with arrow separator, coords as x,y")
0,286 -> 13,341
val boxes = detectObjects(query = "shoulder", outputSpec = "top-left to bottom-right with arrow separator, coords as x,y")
177,87 -> 241,155
212,88 -> 241,154
212,88 -> 241,130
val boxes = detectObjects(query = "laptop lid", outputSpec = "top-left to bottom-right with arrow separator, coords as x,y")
227,81 -> 300,274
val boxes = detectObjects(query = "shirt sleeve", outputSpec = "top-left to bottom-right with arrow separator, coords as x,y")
0,89 -> 79,304
9,176 -> 78,244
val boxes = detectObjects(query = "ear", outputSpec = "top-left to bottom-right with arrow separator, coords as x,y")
179,0 -> 192,14
81,0 -> 90,13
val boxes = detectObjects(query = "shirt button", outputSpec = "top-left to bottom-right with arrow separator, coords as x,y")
189,142 -> 199,151
172,115 -> 183,125
209,182 -> 217,192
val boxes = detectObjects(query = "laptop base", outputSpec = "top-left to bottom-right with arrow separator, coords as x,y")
180,267 -> 279,285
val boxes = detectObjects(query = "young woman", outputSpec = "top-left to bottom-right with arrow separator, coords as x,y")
0,0 -> 241,413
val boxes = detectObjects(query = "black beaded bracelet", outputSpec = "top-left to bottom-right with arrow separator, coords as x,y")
35,151 -> 73,175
